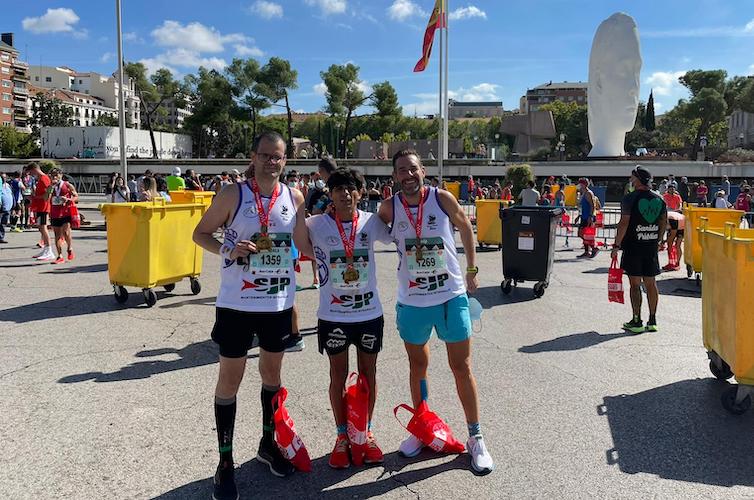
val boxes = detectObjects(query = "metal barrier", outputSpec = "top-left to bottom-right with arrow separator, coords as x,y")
555,207 -> 621,248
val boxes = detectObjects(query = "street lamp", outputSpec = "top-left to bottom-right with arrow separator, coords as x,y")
739,132 -> 745,147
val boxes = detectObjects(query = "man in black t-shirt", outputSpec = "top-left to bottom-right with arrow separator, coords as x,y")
612,166 -> 667,333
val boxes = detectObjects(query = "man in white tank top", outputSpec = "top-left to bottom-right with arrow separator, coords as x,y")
193,132 -> 310,499
298,168 -> 393,470
378,149 -> 494,475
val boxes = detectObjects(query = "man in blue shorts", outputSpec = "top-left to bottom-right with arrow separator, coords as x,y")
378,149 -> 494,475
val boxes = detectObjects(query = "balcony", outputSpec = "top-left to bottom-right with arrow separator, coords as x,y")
12,60 -> 29,70
11,72 -> 29,82
13,86 -> 28,96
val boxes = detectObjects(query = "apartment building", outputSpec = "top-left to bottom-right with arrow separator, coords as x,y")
29,65 -> 141,128
28,84 -> 117,127
0,33 -> 30,132
521,81 -> 588,113
448,99 -> 504,120
151,98 -> 192,129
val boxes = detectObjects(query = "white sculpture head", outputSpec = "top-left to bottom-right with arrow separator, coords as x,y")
588,12 -> 642,157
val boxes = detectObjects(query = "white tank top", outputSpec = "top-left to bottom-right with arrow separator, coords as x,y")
391,187 -> 465,307
216,182 -> 297,312
307,210 -> 391,322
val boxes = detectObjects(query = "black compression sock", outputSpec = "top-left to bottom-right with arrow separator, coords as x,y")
261,384 -> 280,445
215,395 -> 236,467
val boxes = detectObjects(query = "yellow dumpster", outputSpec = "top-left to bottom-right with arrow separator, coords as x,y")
683,204 -> 743,282
100,198 -> 207,307
169,190 -> 215,206
444,181 -> 461,200
699,220 -> 754,414
563,185 -> 578,206
475,199 -> 511,248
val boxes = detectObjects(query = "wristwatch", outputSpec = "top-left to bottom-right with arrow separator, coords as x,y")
467,266 -> 479,274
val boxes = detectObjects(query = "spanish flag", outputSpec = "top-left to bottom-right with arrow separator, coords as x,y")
413,0 -> 446,72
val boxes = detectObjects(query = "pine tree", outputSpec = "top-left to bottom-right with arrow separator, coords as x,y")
645,90 -> 656,131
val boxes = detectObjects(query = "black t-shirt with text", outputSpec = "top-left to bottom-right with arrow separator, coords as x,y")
620,189 -> 666,253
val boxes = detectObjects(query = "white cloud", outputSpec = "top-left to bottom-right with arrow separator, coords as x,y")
644,19 -> 754,39
458,82 -> 499,101
151,20 -> 251,53
140,48 -> 227,76
749,64 -> 754,75
645,71 -> 686,97
745,19 -> 754,32
251,0 -> 284,19
124,31 -> 145,44
449,5 -> 487,21
22,8 -> 80,34
100,52 -> 114,63
313,83 -> 328,96
387,0 -> 426,22
72,29 -> 89,40
235,44 -> 264,57
404,83 -> 500,115
304,0 -> 347,16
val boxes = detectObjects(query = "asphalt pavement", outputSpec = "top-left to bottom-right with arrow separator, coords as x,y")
1,218 -> 753,500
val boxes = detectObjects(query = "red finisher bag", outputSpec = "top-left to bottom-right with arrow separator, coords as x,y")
608,256 -> 625,304
582,225 -> 596,245
69,203 -> 81,229
561,213 -> 573,233
595,211 -> 604,228
272,388 -> 312,472
668,245 -> 678,267
345,372 -> 369,466
393,401 -> 465,454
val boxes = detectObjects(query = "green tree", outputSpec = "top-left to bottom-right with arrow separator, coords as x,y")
225,58 -> 269,141
124,63 -> 187,158
371,81 -> 401,118
678,70 -> 728,157
0,127 -> 37,157
29,92 -> 73,139
94,114 -> 119,127
505,164 -> 535,197
257,57 -> 299,157
320,63 -> 374,158
645,91 -> 656,131
183,68 -> 236,157
539,101 -> 588,157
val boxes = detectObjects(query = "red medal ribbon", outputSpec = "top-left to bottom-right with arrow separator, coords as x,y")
400,187 -> 426,241
335,210 -> 360,262
251,178 -> 280,235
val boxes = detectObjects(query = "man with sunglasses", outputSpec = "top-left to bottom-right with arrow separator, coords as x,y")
297,168 -> 393,469
193,132 -> 310,500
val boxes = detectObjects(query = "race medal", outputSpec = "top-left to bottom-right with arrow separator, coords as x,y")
415,246 -> 423,262
400,188 -> 427,264
255,234 -> 273,252
343,265 -> 360,283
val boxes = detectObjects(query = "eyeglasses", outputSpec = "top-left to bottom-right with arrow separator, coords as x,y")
255,153 -> 286,164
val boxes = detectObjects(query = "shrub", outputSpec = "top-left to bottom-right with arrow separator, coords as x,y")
39,160 -> 59,174
505,164 -> 535,196
718,148 -> 754,163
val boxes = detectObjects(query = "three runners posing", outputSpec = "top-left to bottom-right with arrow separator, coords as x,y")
194,135 -> 492,500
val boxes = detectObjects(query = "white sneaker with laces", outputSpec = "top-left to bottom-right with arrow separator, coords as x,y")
32,247 -> 48,258
398,434 -> 424,458
36,249 -> 55,261
466,435 -> 494,475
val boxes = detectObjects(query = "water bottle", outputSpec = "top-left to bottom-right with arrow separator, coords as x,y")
468,297 -> 483,332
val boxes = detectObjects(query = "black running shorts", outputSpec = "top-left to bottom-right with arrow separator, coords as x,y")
211,307 -> 293,357
317,316 -> 384,356
621,251 -> 661,278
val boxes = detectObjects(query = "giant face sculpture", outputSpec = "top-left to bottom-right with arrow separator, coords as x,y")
587,13 -> 642,157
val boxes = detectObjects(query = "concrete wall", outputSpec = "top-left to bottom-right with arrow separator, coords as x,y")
40,126 -> 192,159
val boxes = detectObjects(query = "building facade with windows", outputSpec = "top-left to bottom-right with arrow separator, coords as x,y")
728,109 -> 754,149
29,65 -> 140,128
448,99 -> 504,120
28,85 -> 117,127
0,33 -> 30,132
150,98 -> 192,130
521,81 -> 588,113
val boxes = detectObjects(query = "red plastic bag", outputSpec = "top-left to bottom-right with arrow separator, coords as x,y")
668,245 -> 678,267
561,213 -> 573,233
608,256 -> 624,304
393,401 -> 465,454
69,204 -> 81,229
582,226 -> 596,245
595,211 -> 604,228
272,387 -> 312,472
345,372 -> 369,466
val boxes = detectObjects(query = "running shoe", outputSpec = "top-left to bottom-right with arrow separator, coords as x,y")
398,434 -> 424,458
622,318 -> 645,334
32,247 -> 47,258
589,247 -> 600,258
328,436 -> 350,469
466,435 -> 494,475
363,432 -> 384,464
53,256 -> 65,265
11,227 -> 22,233
67,250 -> 75,261
0,239 -> 7,244
35,241 -> 44,248
36,249 -> 56,261
283,335 -> 305,352
212,463 -> 239,500
257,438 -> 295,477
576,251 -> 590,258
311,283 -> 320,289
645,319 -> 659,332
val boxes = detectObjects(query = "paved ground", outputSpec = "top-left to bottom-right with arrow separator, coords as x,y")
2,206 -> 753,500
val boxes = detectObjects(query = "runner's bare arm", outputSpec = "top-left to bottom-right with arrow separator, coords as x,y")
613,214 -> 630,250
438,190 -> 478,292
291,189 -> 314,258
193,184 -> 256,259
377,195 -> 394,226
657,211 -> 668,241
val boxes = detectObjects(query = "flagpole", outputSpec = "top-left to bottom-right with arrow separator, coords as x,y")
115,0 -> 128,179
437,4 -> 444,183
443,0 -> 449,163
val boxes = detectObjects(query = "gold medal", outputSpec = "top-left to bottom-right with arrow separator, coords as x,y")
256,234 -> 273,252
343,265 -> 360,283
415,246 -> 423,262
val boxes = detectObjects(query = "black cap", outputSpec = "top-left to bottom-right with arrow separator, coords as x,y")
631,165 -> 652,186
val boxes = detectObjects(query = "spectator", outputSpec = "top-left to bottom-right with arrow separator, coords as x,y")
156,177 -> 172,202
696,180 -> 709,207
734,186 -> 751,214
105,172 -> 118,196
501,181 -> 513,201
184,169 -> 203,191
127,175 -> 138,201
722,175 -> 731,202
381,179 -> 393,200
658,178 -> 668,195
137,169 -> 153,192
24,162 -> 54,261
519,180 -> 540,207
139,177 -> 160,201
8,171 -> 24,232
554,183 -> 566,207
678,176 -> 689,204
111,176 -> 130,203
48,168 -> 78,264
21,170 -> 34,228
539,185 -> 554,206
467,175 -> 475,201
713,190 -> 731,208
577,178 -> 598,258
0,175 -> 12,243
667,174 -> 678,190
662,185 -> 682,211
166,167 -> 186,192
308,157 -> 337,214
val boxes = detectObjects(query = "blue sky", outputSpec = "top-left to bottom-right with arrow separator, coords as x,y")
5,0 -> 754,116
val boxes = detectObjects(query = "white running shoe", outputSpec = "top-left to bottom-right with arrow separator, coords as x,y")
32,247 -> 48,258
36,249 -> 55,261
466,435 -> 494,475
398,434 -> 424,458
